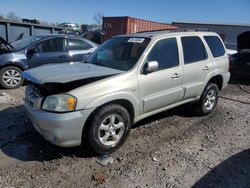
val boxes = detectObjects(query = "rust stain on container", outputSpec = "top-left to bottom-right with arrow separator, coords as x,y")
103,16 -> 178,41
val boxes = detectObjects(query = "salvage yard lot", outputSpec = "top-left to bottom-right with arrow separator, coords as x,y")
0,77 -> 249,188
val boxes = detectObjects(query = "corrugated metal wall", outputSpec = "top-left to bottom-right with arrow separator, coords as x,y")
0,20 -> 62,42
103,16 -> 178,41
173,22 -> 250,50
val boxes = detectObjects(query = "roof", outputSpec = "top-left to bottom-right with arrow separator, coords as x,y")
117,29 -> 215,39
32,34 -> 81,38
173,21 -> 250,27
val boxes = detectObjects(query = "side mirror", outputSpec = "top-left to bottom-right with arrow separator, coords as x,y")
27,48 -> 38,55
144,61 -> 159,74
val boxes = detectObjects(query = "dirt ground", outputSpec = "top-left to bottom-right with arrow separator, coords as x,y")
0,77 -> 249,188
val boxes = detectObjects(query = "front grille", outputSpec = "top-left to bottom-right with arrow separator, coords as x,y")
26,84 -> 43,109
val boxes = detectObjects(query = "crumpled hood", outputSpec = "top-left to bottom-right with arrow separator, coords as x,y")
22,62 -> 124,84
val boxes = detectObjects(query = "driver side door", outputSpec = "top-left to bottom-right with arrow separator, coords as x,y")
27,37 -> 69,68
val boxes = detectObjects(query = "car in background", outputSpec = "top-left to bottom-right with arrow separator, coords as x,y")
229,31 -> 250,78
83,30 -> 106,44
230,50 -> 250,78
58,23 -> 82,36
0,35 -> 98,89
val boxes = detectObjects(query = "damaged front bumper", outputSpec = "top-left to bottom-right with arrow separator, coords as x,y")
25,103 -> 93,147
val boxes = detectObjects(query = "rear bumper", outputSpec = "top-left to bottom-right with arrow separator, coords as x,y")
25,103 -> 93,147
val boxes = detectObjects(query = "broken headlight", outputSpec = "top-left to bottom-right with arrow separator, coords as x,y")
42,94 -> 77,112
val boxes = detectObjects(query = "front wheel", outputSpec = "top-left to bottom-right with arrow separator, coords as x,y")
87,104 -> 131,155
194,83 -> 219,116
0,66 -> 24,89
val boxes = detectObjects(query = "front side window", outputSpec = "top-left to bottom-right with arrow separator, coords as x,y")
147,38 -> 179,70
36,38 -> 65,53
68,39 -> 92,50
87,37 -> 150,71
181,36 -> 207,64
204,36 -> 225,58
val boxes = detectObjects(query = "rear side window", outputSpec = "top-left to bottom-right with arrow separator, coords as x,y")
148,38 -> 179,70
181,36 -> 207,64
204,36 -> 225,57
68,39 -> 92,50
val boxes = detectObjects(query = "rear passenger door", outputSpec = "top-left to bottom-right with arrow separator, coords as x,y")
181,36 -> 213,99
67,39 -> 95,62
138,37 -> 184,114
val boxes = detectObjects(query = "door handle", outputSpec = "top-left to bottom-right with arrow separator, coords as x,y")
203,66 -> 209,71
171,73 -> 180,79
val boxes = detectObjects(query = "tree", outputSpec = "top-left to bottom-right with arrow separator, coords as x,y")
0,14 -> 4,20
6,12 -> 20,21
93,12 -> 104,26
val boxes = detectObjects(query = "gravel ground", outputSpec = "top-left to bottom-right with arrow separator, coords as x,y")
0,78 -> 249,188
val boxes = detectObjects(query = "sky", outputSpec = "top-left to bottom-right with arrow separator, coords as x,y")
0,0 -> 250,25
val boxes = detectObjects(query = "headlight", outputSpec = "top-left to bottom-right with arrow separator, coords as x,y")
42,94 -> 77,112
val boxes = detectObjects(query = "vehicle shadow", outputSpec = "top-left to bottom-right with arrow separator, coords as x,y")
192,149 -> 250,188
0,105 -> 96,162
133,103 -> 197,129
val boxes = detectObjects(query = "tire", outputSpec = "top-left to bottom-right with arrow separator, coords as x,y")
194,83 -> 219,116
87,104 -> 131,155
0,66 -> 24,89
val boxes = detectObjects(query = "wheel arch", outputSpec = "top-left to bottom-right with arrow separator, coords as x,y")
0,63 -> 25,72
207,74 -> 223,90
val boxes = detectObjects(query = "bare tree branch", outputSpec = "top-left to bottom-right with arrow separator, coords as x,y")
93,13 -> 104,26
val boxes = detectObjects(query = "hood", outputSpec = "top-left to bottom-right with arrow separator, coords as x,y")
237,31 -> 250,52
22,62 -> 124,84
0,36 -> 14,54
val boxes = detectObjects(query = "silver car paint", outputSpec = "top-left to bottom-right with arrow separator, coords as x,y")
22,62 -> 124,84
24,31 -> 230,147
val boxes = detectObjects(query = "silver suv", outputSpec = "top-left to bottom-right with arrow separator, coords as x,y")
23,30 -> 230,154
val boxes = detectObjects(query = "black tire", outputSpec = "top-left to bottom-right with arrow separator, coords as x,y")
0,66 -> 24,89
194,83 -> 219,116
87,104 -> 131,155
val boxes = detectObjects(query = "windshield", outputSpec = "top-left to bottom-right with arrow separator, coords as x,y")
11,36 -> 42,50
87,37 -> 150,71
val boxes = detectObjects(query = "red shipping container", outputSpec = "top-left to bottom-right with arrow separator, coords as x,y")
102,16 -> 178,41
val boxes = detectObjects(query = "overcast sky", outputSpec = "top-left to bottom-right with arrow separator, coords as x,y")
0,0 -> 250,24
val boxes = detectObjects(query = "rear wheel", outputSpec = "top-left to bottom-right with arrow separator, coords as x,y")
0,66 -> 24,89
194,83 -> 219,116
87,104 -> 131,155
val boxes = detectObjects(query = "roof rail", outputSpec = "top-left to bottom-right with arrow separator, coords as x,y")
136,28 -> 211,34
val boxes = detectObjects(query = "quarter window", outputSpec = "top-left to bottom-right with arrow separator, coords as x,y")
68,39 -> 92,50
36,38 -> 65,52
204,36 -> 225,57
148,38 -> 179,70
181,36 -> 207,64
